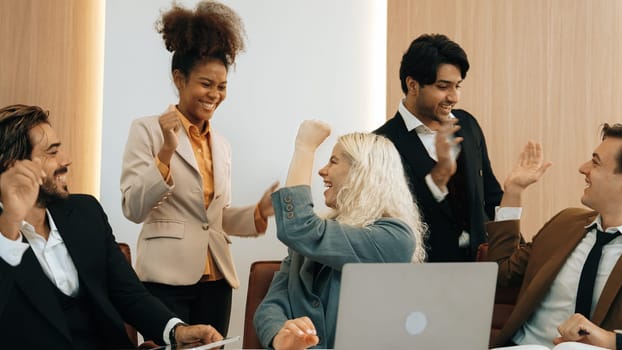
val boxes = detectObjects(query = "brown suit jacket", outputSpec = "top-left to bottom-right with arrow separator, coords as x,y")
487,208 -> 622,347
121,111 -> 261,288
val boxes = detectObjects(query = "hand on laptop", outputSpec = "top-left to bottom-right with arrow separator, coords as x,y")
553,313 -> 615,349
273,316 -> 320,350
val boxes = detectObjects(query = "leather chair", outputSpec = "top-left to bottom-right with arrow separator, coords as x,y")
242,260 -> 281,349
476,243 -> 520,346
118,242 -> 139,348
118,242 -> 160,349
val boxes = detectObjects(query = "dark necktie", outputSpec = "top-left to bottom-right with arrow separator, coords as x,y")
575,229 -> 621,318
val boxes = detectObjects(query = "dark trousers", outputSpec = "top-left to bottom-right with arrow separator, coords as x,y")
144,279 -> 232,337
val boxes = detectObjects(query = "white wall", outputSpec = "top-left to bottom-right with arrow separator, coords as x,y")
102,0 -> 386,345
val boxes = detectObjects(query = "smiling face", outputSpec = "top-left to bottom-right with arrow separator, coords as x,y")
174,59 -> 227,126
578,137 -> 622,216
318,143 -> 351,209
28,123 -> 71,206
405,63 -> 462,125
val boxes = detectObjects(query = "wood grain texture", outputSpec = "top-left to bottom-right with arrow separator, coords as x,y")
387,0 -> 622,239
0,0 -> 105,196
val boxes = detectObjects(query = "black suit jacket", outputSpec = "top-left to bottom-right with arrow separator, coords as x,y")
0,194 -> 174,349
375,110 -> 503,261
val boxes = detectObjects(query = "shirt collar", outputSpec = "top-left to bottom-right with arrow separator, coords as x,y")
585,215 -> 622,234
20,209 -> 63,247
398,99 -> 455,133
169,104 -> 211,138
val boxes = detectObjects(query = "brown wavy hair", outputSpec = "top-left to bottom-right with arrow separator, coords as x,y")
156,0 -> 245,77
0,104 -> 50,174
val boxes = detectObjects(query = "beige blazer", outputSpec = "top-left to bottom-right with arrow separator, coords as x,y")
120,112 -> 261,288
486,208 -> 622,347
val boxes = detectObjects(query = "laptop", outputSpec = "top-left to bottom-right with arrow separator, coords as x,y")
334,262 -> 498,349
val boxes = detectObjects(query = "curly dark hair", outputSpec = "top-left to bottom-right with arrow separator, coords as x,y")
156,0 -> 245,77
0,104 -> 50,174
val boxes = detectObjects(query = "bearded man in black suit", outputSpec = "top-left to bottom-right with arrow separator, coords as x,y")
0,104 -> 222,349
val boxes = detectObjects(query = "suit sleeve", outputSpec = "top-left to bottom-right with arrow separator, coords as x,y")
120,118 -> 173,223
272,186 -> 416,270
485,219 -> 531,287
89,196 -> 175,343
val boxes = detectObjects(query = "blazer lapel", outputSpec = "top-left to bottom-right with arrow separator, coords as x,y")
592,252 -> 622,324
13,248 -> 71,340
210,130 -> 229,202
514,216 -> 593,323
49,200 -> 126,331
386,114 -> 454,220
453,115 -> 482,229
175,127 -> 200,174
48,201 -> 90,273
387,114 -> 436,180
454,115 -> 474,195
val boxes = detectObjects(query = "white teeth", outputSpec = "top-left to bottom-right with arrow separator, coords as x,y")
200,102 -> 215,110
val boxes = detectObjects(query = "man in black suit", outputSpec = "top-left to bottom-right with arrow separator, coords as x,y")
0,104 -> 222,349
375,34 -> 503,262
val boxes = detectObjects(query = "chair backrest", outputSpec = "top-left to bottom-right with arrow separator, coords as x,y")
242,260 -> 281,349
476,243 -> 520,345
117,242 -> 139,348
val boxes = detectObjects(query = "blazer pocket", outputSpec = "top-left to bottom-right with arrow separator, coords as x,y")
143,220 -> 185,239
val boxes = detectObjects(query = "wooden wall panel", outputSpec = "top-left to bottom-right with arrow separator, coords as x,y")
0,0 -> 105,196
388,0 -> 622,239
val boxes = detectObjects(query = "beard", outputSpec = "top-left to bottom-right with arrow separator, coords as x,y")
36,166 -> 69,207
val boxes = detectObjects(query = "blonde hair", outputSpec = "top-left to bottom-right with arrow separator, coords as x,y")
327,132 -> 427,262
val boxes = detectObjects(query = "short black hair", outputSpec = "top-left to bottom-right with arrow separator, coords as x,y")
601,123 -> 622,173
399,34 -> 469,94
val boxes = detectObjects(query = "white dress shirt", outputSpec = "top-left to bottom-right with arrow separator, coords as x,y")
0,210 -> 80,296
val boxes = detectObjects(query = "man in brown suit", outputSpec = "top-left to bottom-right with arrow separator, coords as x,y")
489,124 -> 622,349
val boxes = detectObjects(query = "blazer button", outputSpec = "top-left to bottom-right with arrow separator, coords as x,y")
286,204 -> 294,211
287,212 -> 294,219
202,223 -> 210,230
479,169 -> 483,177
284,196 -> 292,203
312,300 -> 320,308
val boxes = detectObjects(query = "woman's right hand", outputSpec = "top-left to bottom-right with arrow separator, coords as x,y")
294,120 -> 331,152
272,317 -> 320,350
159,110 -> 180,153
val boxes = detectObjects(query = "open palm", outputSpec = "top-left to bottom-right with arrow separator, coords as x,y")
505,141 -> 552,190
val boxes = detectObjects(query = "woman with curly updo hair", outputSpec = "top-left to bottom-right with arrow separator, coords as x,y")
120,1 -> 277,336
